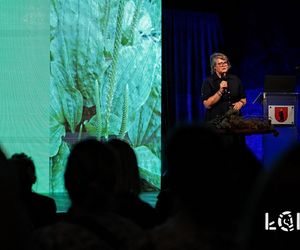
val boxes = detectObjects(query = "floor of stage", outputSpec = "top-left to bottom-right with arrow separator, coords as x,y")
47,192 -> 159,213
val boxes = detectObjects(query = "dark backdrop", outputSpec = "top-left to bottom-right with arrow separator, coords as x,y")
161,0 -> 300,173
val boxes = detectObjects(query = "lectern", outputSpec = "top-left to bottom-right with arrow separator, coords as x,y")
254,75 -> 299,168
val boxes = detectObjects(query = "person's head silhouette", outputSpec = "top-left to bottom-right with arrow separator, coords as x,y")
107,138 -> 141,196
10,153 -> 37,194
64,138 -> 118,212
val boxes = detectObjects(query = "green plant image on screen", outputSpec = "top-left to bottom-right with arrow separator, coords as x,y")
50,0 -> 161,193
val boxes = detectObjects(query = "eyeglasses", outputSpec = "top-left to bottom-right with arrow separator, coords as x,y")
217,62 -> 228,66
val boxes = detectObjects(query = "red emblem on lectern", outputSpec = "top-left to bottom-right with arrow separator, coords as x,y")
274,107 -> 288,122
268,105 -> 294,125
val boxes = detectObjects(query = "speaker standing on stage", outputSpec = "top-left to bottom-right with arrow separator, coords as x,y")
201,52 -> 247,122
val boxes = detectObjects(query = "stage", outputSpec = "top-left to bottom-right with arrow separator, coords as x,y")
47,192 -> 159,213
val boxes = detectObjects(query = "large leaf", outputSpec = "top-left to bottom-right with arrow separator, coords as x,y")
51,61 -> 83,133
101,41 -> 159,135
59,85 -> 83,133
51,0 -> 108,107
128,85 -> 161,146
84,113 -> 121,137
50,75 -> 66,157
50,141 -> 70,193
134,145 -> 161,187
128,84 -> 161,188
50,122 -> 65,158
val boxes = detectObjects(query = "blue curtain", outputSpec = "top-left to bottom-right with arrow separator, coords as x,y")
161,6 -> 300,172
162,10 -> 223,135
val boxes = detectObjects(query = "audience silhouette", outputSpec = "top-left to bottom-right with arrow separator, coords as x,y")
237,142 -> 300,250
32,138 -> 148,250
64,138 -> 118,214
0,148 -> 32,250
150,123 -> 262,250
107,138 -> 160,229
155,169 -> 178,223
2,122 -> 281,250
9,153 -> 57,230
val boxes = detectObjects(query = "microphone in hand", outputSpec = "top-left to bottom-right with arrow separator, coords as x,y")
221,73 -> 228,93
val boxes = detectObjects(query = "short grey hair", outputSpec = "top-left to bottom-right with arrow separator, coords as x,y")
210,52 -> 231,74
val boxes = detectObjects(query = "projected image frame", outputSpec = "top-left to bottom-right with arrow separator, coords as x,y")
50,0 -> 161,193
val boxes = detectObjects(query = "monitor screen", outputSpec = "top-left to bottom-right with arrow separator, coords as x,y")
264,75 -> 296,92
